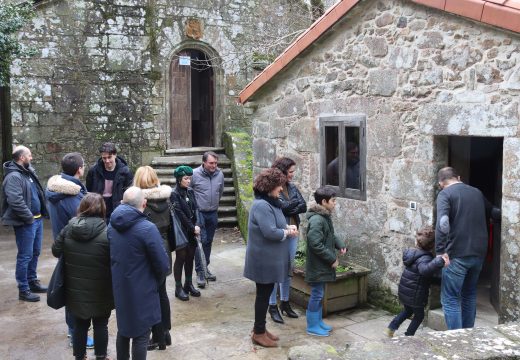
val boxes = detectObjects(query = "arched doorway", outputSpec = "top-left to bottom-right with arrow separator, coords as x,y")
169,49 -> 214,148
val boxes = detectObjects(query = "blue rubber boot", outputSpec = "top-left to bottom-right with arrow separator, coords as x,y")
318,308 -> 333,332
86,336 -> 94,349
306,310 -> 329,337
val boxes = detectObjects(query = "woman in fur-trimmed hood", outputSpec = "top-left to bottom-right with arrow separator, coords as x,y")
133,166 -> 173,350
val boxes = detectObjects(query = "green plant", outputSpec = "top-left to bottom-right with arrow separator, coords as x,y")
293,250 -> 352,273
0,2 -> 36,86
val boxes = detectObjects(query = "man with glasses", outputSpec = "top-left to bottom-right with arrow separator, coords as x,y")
191,151 -> 224,287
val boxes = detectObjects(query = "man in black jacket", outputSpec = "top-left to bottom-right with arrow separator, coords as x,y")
86,142 -> 133,220
435,167 -> 496,330
1,146 -> 48,302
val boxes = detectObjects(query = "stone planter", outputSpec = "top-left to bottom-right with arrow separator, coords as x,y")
289,263 -> 371,316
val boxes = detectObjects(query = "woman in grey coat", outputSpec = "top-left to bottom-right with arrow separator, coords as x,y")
244,168 -> 299,348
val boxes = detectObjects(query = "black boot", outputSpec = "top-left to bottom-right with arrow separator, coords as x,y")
280,301 -> 299,318
164,330 -> 172,346
175,284 -> 189,301
268,305 -> 284,324
184,282 -> 201,297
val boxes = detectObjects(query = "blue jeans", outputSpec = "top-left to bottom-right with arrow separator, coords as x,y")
270,236 -> 298,304
441,256 -> 483,330
195,211 -> 218,273
14,218 -> 43,291
308,282 -> 324,312
388,305 -> 425,336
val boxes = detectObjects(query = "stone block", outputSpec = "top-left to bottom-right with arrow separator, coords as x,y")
252,138 -> 277,168
364,37 -> 388,57
367,113 -> 401,157
287,118 -> 319,153
387,47 -> 418,69
276,94 -> 307,118
375,13 -> 394,27
388,159 -> 435,202
368,69 -> 398,96
417,31 -> 444,49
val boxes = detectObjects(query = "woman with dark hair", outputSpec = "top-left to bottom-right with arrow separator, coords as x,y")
52,193 -> 114,360
170,165 -> 202,301
244,168 -> 299,347
268,157 -> 307,323
133,166 -> 173,350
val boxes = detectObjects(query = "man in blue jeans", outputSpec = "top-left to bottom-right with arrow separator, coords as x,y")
435,167 -> 498,330
191,151 -> 224,288
1,146 -> 47,302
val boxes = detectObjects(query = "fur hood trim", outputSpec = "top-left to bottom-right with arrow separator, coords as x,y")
47,175 -> 81,195
141,185 -> 172,200
307,201 -> 331,216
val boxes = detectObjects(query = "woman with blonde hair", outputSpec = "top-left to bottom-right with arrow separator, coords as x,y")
133,166 -> 173,351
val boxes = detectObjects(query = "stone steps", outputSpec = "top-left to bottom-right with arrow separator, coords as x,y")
151,147 -> 237,227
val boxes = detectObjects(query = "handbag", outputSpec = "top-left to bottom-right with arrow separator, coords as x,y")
47,256 -> 66,310
169,204 -> 189,251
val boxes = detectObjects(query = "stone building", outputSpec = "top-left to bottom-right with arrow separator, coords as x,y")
239,0 -> 520,323
4,0 -> 313,179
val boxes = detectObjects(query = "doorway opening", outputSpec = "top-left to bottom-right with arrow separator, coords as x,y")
169,49 -> 214,148
436,136 -> 503,324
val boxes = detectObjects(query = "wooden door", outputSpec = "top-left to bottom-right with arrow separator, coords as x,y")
169,51 -> 191,148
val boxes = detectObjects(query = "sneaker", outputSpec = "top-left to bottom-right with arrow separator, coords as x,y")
384,328 -> 395,338
29,279 -> 47,293
196,272 -> 206,288
19,290 -> 40,302
206,269 -> 217,282
86,336 -> 94,349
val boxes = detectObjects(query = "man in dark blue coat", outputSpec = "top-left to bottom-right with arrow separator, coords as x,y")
108,186 -> 169,359
45,152 -> 93,347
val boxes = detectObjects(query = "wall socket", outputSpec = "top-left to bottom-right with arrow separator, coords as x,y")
409,201 -> 417,211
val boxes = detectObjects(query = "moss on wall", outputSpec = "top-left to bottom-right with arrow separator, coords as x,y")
367,286 -> 402,315
222,131 -> 253,241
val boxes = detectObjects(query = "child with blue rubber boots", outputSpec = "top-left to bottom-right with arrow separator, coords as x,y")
304,186 -> 346,336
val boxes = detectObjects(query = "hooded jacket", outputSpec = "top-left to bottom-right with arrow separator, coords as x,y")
85,156 -> 133,215
398,248 -> 445,308
45,174 -> 87,239
142,185 -> 173,275
305,202 -> 345,283
52,216 -> 114,319
107,203 -> 169,338
1,160 -> 47,226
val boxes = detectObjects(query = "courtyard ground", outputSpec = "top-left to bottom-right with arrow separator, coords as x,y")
0,220 -> 496,359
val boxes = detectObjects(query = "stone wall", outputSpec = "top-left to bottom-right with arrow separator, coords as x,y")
249,0 -> 520,322
9,0 -> 311,180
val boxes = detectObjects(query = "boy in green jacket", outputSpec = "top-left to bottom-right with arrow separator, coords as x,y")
305,186 -> 346,336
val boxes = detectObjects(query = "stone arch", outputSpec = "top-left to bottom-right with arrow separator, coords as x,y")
165,41 -> 224,148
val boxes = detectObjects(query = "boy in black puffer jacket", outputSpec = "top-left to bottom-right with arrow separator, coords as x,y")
385,226 -> 446,337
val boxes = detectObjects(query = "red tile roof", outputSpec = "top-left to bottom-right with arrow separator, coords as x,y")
238,0 -> 520,104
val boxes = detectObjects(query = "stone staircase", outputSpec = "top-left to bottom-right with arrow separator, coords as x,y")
150,147 -> 238,227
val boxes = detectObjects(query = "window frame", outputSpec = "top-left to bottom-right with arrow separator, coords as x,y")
319,114 -> 367,201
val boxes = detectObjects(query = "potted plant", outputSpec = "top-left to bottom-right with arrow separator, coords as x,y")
290,243 -> 371,317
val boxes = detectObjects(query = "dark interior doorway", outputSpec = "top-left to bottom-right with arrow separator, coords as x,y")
169,49 -> 214,148
447,136 -> 503,313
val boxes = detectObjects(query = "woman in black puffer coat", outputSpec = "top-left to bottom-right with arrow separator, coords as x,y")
52,193 -> 114,360
386,226 -> 445,337
134,166 -> 173,351
170,165 -> 202,302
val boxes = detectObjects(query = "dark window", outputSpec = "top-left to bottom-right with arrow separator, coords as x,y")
320,115 -> 366,200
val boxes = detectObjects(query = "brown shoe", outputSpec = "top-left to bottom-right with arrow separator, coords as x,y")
251,332 -> 278,347
250,328 -> 279,341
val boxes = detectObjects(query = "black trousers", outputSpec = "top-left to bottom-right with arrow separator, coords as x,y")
174,244 -> 196,282
72,314 -> 110,359
116,329 -> 150,360
388,305 -> 425,336
151,279 -> 171,344
254,283 -> 274,334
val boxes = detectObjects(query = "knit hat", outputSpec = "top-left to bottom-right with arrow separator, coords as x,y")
174,165 -> 193,179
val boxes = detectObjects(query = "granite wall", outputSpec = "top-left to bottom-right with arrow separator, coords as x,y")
8,0 -> 311,179
248,0 -> 520,322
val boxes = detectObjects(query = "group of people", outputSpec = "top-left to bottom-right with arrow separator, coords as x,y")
1,143 -> 500,355
1,144 -> 224,360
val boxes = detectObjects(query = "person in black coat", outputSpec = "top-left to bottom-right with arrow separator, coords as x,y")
170,165 -> 202,301
385,226 -> 446,337
86,142 -> 133,220
52,193 -> 114,360
268,157 -> 307,324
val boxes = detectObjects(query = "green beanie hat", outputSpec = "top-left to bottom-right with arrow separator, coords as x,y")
174,165 -> 193,179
